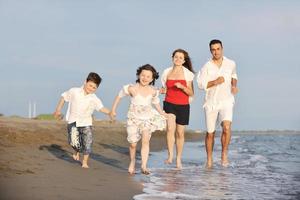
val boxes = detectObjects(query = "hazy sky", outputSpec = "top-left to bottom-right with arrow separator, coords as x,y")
1,0 -> 299,130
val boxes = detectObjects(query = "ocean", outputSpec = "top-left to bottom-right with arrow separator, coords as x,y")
133,132 -> 300,200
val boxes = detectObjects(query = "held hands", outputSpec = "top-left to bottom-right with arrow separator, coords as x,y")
109,111 -> 116,122
160,87 -> 166,94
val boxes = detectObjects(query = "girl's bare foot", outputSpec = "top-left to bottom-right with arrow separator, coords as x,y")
128,161 -> 135,175
206,159 -> 213,169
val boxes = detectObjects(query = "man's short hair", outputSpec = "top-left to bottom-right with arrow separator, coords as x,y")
209,39 -> 223,48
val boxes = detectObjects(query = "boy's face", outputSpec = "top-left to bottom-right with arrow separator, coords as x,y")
83,81 -> 98,94
139,69 -> 153,86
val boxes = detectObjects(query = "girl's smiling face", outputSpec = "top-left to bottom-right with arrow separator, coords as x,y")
138,69 -> 154,86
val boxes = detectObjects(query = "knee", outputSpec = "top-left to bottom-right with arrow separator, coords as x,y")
206,132 -> 215,140
223,124 -> 231,134
130,143 -> 137,149
176,130 -> 184,139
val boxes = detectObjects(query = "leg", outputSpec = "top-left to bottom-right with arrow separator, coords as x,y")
175,124 -> 185,169
72,151 -> 80,161
81,126 -> 93,168
82,154 -> 89,168
221,121 -> 231,166
205,132 -> 215,168
165,114 -> 176,164
128,143 -> 137,174
204,108 -> 218,168
141,130 -> 151,175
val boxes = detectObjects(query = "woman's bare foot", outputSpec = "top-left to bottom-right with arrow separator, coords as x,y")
128,161 -> 135,175
176,158 -> 182,170
141,168 -> 150,175
72,153 -> 80,161
164,158 -> 173,164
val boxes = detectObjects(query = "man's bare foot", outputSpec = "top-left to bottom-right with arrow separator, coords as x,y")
72,153 -> 79,161
221,153 -> 229,167
205,159 -> 213,168
128,161 -> 135,175
82,163 -> 89,168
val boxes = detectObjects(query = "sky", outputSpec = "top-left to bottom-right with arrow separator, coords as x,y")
0,0 -> 299,131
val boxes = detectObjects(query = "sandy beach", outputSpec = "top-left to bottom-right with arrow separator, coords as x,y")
0,117 -> 202,200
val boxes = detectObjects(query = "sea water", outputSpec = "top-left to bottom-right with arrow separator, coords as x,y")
133,133 -> 300,200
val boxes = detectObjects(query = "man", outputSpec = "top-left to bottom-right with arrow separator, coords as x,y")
197,39 -> 238,168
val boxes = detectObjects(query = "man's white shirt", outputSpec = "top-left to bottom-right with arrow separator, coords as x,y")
197,56 -> 237,111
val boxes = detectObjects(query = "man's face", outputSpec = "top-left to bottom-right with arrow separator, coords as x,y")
210,43 -> 223,60
84,81 -> 98,94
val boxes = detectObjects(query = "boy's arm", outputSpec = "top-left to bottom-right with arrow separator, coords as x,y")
53,97 -> 65,120
99,107 -> 110,115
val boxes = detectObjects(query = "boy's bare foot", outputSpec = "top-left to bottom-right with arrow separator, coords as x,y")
128,161 -> 135,175
72,153 -> 80,161
82,163 -> 89,168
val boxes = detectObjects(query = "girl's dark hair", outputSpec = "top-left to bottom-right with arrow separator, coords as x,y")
86,72 -> 102,87
136,64 -> 159,85
172,49 -> 194,73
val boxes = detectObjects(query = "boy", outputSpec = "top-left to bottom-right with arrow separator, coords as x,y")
53,72 -> 110,168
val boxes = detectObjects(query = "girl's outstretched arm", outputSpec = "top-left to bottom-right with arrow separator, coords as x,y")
109,95 -> 121,121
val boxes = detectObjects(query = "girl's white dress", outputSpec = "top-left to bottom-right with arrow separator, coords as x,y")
119,84 -> 166,143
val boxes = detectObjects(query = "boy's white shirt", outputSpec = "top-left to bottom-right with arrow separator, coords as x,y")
161,66 -> 195,103
62,86 -> 103,127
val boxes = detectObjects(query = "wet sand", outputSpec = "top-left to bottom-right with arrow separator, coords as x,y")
0,117 -> 203,200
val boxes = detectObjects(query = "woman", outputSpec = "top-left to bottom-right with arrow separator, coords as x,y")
161,49 -> 195,169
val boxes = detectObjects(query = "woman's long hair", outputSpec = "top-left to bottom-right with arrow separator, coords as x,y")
172,49 -> 194,73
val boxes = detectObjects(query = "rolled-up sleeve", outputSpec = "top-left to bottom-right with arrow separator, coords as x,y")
161,69 -> 168,88
94,97 -> 104,111
231,62 -> 238,80
197,67 -> 209,91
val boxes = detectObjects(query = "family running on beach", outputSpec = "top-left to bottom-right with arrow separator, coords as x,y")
53,39 -> 238,175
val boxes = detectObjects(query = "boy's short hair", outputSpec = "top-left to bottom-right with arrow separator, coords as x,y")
86,72 -> 102,87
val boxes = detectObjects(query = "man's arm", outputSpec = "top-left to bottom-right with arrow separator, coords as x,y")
231,78 -> 238,95
53,97 -> 65,120
206,76 -> 225,89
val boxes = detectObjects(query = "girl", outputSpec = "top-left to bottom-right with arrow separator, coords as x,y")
110,64 -> 169,175
161,49 -> 195,169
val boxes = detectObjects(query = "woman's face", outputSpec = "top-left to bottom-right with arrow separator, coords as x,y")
138,69 -> 153,86
172,52 -> 185,67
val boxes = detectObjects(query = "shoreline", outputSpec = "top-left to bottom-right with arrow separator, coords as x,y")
0,117 -> 203,200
